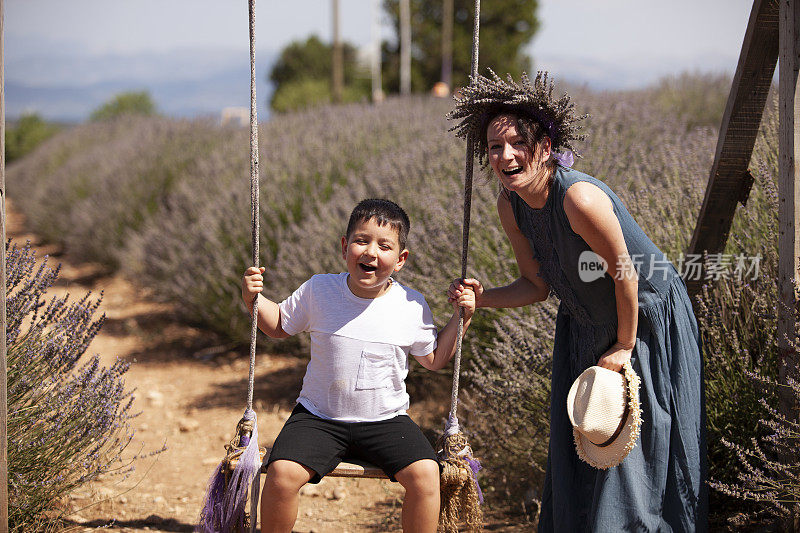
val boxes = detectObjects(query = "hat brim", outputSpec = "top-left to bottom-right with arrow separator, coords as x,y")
572,363 -> 642,470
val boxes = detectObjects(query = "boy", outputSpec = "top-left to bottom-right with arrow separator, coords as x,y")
241,198 -> 476,533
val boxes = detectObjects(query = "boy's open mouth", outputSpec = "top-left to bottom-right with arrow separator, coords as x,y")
502,166 -> 523,176
359,263 -> 377,273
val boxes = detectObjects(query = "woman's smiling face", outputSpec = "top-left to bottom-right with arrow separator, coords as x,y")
487,113 -> 550,193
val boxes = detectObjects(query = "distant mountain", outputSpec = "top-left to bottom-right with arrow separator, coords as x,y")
6,48 -> 277,122
535,53 -> 737,90
6,45 -> 738,123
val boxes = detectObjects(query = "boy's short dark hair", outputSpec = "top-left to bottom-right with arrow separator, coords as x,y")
345,199 -> 410,249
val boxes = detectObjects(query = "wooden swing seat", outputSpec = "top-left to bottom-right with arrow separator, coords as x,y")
230,447 -> 471,481
227,446 -> 389,479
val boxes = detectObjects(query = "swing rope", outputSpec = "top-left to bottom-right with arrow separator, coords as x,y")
246,0 -> 260,413
445,0 -> 481,436
437,2 -> 484,532
197,2 -> 264,531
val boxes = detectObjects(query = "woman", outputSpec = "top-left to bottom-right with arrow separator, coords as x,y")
448,71 -> 707,531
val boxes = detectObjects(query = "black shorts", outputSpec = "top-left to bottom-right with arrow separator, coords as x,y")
266,403 -> 438,483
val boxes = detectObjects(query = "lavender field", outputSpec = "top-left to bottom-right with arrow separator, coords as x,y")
9,74 -> 797,527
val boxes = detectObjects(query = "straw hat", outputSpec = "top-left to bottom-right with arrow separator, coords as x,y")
566,361 -> 642,469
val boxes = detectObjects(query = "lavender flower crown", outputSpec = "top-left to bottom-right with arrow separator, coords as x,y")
447,69 -> 587,166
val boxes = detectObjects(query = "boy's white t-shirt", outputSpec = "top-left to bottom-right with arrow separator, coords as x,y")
278,272 -> 438,422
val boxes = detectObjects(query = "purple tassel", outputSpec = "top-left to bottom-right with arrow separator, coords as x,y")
197,462 -> 227,532
464,455 -> 484,504
196,408 -> 262,532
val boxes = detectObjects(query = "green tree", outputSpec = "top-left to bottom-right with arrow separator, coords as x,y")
268,35 -> 370,112
382,0 -> 539,93
5,113 -> 61,163
90,90 -> 157,121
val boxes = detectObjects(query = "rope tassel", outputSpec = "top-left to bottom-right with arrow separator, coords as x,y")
197,410 -> 265,533
437,418 -> 483,533
197,463 -> 226,532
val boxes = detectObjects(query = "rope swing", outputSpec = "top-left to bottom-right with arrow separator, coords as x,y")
435,1 -> 484,531
197,1 -> 265,531
198,0 -> 484,531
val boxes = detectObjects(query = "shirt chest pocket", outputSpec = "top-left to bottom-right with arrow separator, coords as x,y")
355,349 -> 398,390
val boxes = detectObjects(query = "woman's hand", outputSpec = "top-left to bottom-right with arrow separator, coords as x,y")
448,278 -> 484,310
596,342 -> 634,372
242,266 -> 265,305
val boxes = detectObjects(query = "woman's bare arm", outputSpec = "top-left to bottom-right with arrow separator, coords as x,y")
479,193 -> 550,308
563,182 -> 637,370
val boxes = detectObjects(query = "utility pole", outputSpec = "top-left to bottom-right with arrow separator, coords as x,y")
441,0 -> 453,91
331,0 -> 343,104
371,0 -> 383,103
399,0 -> 411,95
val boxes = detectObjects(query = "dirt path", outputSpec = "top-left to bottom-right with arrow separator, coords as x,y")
8,205 -> 411,533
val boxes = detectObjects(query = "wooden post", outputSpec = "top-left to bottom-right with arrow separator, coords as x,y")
441,0 -> 453,90
399,0 -> 411,95
778,0 -> 800,528
331,0 -> 343,104
0,0 -> 8,528
371,0 -> 383,103
686,0 -> 779,297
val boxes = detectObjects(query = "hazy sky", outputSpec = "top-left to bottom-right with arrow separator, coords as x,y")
7,1 -> 375,55
8,0 -> 752,63
534,0 -> 753,85
5,0 -> 756,119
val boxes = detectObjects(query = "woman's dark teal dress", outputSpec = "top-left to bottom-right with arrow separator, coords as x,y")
508,166 -> 707,532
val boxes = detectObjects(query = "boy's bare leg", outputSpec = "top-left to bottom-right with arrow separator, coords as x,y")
260,460 -> 315,533
394,459 -> 441,533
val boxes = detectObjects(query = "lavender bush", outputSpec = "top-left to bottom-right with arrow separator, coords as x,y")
697,158 -> 781,484
706,320 -> 800,527
9,116 -> 225,267
650,72 -> 731,130
708,368 -> 800,526
5,242 -> 148,531
695,100 -> 800,526
465,306 -> 555,514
